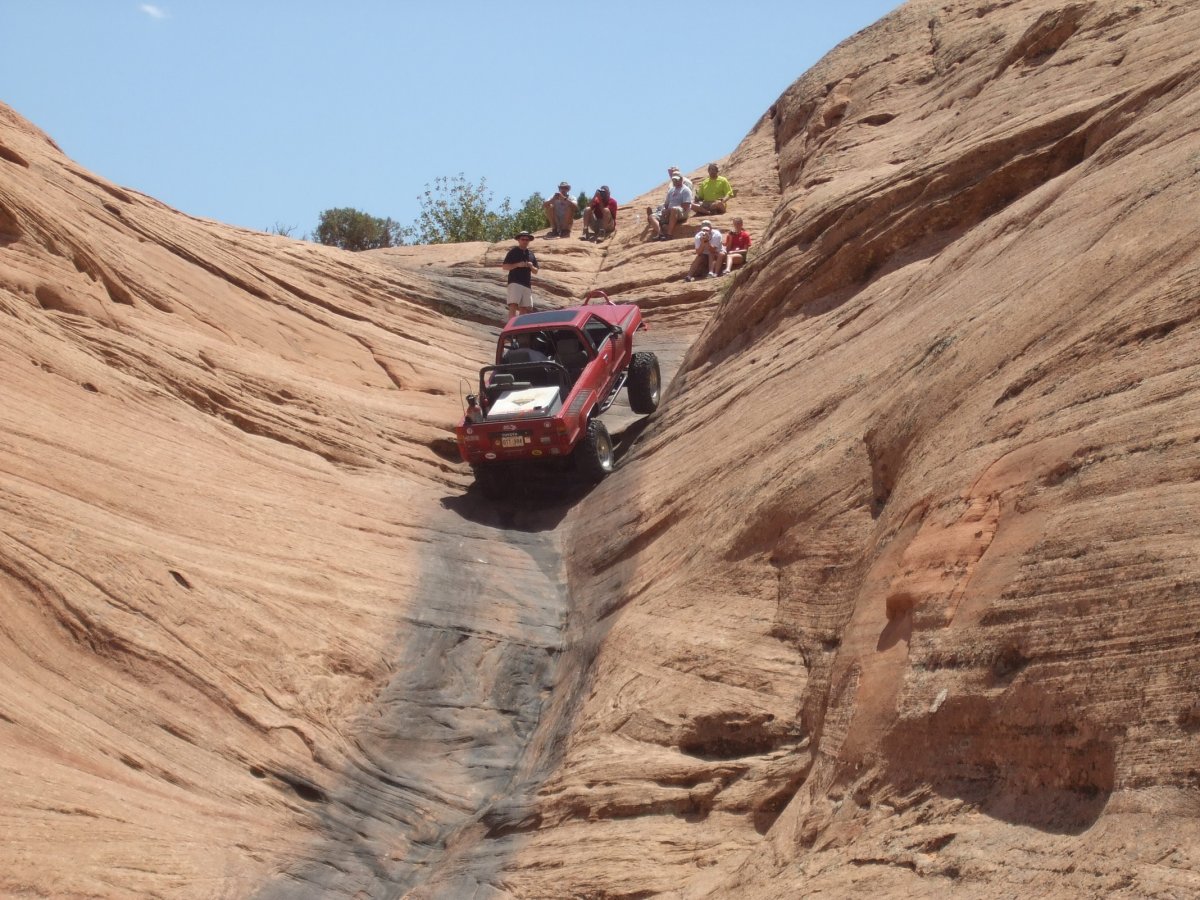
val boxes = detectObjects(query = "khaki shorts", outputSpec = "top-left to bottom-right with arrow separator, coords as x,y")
547,195 -> 574,225
507,283 -> 533,308
659,206 -> 690,227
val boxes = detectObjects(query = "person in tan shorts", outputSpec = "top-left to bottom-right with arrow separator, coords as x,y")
501,231 -> 539,320
542,182 -> 576,238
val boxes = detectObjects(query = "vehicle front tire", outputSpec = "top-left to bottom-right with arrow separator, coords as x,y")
627,351 -> 661,415
576,418 -> 615,481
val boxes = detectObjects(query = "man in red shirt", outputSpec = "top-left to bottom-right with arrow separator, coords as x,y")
581,186 -> 618,240
721,217 -> 752,275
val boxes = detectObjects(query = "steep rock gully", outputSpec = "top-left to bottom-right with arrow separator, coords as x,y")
257,299 -> 696,898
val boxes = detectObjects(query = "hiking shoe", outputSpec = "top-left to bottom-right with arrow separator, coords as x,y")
684,276 -> 694,282
707,272 -> 718,278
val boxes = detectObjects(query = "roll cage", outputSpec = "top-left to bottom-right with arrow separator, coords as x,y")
476,360 -> 570,415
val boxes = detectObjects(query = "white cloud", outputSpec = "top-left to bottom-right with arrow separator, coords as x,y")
139,4 -> 167,19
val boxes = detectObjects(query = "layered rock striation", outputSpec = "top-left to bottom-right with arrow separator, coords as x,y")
442,1 -> 1200,896
2,1 -> 1200,897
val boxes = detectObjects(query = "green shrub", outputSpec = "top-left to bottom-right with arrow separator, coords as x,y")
313,208 -> 405,251
313,174 -> 554,248
511,193 -> 550,235
408,174 -> 546,244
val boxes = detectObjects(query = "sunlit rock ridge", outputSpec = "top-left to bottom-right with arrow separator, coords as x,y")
1,1 -> 1198,897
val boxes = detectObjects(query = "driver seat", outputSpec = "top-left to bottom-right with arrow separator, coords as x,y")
555,336 -> 589,382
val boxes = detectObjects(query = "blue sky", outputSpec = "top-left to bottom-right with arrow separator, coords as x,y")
2,1 -> 900,238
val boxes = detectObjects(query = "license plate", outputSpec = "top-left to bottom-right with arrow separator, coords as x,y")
500,433 -> 526,448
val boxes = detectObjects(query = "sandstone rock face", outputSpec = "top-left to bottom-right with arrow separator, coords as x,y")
2,0 -> 1200,897
0,96 -> 772,897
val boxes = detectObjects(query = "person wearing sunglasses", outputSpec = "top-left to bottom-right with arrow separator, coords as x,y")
501,231 -> 539,320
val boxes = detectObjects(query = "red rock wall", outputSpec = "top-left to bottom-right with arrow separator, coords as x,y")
478,1 -> 1200,896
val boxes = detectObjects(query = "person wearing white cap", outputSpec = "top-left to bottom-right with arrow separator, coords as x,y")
684,221 -> 723,281
645,172 -> 693,241
667,165 -> 693,190
542,181 -> 577,238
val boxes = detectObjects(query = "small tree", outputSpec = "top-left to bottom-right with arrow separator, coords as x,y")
576,191 -> 589,219
410,174 -> 510,244
313,208 -> 405,251
410,174 -> 552,244
511,193 -> 549,236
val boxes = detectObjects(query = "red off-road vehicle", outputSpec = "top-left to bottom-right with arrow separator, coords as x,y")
455,291 -> 660,495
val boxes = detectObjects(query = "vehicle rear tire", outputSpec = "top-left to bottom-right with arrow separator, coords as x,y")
627,351 -> 661,414
576,418 -> 615,481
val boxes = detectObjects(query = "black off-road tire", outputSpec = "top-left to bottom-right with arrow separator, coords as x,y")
575,418 -> 615,482
627,352 -> 661,415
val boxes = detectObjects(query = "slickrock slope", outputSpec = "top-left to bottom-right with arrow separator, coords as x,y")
0,94 -> 773,895
0,101 -> 557,897
2,0 -> 1199,897
0,109 -> 560,897
415,1 -> 1200,897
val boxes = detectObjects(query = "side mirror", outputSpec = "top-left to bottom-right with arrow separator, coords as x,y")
611,325 -> 624,338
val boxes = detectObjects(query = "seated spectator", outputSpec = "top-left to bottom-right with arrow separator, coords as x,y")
721,217 -> 752,274
542,182 -> 577,238
684,222 -> 723,281
667,165 -> 693,191
581,186 -> 618,240
645,173 -> 693,241
693,163 -> 734,216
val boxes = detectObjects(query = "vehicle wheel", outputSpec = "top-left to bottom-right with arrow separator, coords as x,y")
627,352 -> 661,415
575,418 -> 615,481
472,465 -> 507,500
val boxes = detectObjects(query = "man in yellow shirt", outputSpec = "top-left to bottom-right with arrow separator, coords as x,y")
693,163 -> 734,216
